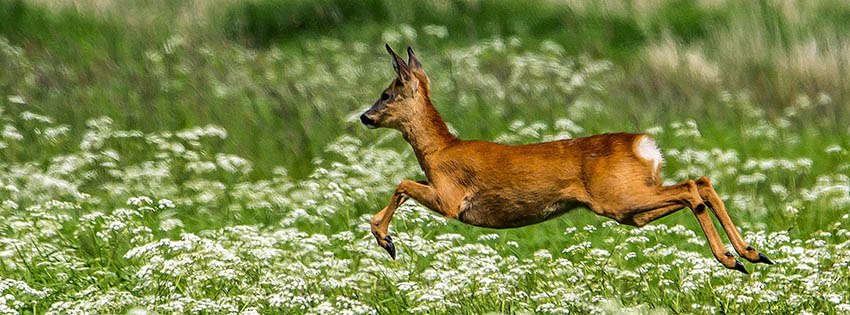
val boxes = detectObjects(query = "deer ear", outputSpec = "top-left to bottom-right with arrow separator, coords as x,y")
407,47 -> 422,70
386,44 -> 412,81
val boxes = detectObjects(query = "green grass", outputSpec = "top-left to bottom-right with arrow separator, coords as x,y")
3,0 -> 850,178
1,0 -> 850,313
222,0 -> 649,62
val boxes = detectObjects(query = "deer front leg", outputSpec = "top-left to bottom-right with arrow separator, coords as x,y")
370,180 -> 437,259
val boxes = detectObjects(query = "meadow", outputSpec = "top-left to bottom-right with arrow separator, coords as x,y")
1,0 -> 850,313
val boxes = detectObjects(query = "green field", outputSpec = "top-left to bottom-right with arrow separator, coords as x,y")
1,0 -> 850,313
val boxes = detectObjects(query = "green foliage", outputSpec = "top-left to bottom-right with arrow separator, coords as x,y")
1,2 -> 850,312
1,95 -> 849,313
221,0 -> 646,61
223,0 -> 390,46
0,0 -> 124,60
810,1 -> 850,36
3,0 -> 849,178
646,0 -> 726,43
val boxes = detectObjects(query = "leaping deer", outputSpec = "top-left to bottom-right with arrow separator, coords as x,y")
360,44 -> 772,273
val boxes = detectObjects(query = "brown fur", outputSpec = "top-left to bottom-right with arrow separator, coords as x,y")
361,45 -> 772,273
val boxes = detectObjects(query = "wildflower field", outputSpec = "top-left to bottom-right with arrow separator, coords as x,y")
2,0 -> 850,314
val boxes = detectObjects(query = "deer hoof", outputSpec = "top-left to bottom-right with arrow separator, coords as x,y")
382,236 -> 396,260
731,261 -> 749,274
755,253 -> 774,265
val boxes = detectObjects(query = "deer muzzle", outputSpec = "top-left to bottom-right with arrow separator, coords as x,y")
360,113 -> 378,129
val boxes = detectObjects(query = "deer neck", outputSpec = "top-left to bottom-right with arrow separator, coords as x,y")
399,101 -> 457,169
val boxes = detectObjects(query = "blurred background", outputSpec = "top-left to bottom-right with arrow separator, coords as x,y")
2,0 -> 848,178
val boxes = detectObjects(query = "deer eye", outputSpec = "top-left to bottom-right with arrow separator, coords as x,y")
380,92 -> 391,101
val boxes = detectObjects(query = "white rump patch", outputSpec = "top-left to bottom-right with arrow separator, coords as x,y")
635,136 -> 664,171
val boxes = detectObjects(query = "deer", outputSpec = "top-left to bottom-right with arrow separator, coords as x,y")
360,44 -> 773,273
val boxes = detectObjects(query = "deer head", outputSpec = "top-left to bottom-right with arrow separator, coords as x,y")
360,44 -> 430,130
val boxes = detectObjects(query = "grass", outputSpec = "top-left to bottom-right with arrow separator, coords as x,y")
3,0 -> 850,177
1,0 -> 850,313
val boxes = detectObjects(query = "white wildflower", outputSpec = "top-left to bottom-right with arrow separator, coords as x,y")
158,199 -> 175,209
128,196 -> 154,206
423,25 -> 448,39
1,125 -> 22,141
7,95 -> 26,104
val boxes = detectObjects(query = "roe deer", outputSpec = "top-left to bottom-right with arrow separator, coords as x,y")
360,44 -> 773,273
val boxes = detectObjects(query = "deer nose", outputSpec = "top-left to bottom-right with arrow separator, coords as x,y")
360,114 -> 376,126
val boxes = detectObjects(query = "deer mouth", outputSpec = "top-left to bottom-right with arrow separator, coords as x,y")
360,114 -> 378,129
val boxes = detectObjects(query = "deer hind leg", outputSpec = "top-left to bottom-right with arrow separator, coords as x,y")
370,180 -> 437,259
614,180 -> 748,273
696,176 -> 773,264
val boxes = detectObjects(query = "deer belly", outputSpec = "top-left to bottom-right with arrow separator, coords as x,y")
456,193 -> 580,229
